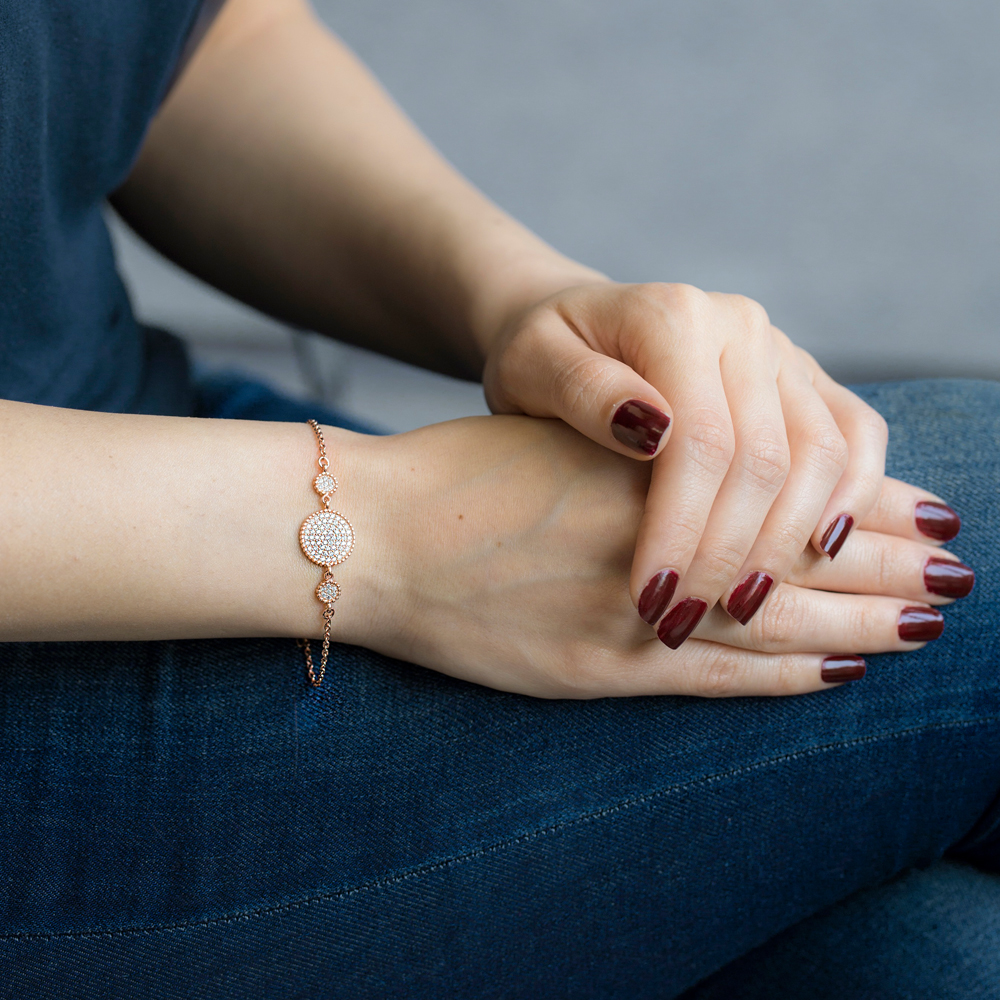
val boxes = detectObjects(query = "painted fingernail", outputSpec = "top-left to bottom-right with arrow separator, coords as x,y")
915,501 -> 961,542
638,569 -> 679,625
819,513 -> 854,559
611,399 -> 671,456
898,605 -> 944,642
656,597 -> 708,649
726,571 -> 774,625
821,655 -> 867,683
924,557 -> 975,599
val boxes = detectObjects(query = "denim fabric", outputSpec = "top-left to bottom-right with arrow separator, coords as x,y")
1,377 -> 998,999
685,860 -> 1000,999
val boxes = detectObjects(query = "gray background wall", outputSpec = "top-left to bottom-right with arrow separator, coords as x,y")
112,0 -> 1000,431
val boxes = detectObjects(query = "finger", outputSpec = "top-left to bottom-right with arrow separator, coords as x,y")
858,476 -> 963,544
490,311 -> 674,459
629,343 -> 736,625
694,582 -> 944,654
721,359 -> 850,625
807,366 -> 889,559
617,639 -> 866,697
652,297 -> 790,642
786,529 -> 975,603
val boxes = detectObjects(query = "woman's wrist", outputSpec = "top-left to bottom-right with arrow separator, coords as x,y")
461,231 -> 608,361
0,404 -> 399,646
293,426 -> 400,649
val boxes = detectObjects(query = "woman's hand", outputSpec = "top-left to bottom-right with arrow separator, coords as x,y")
120,1 -> 962,659
122,0 -> 951,659
0,398 -> 969,698
481,281 -> 941,649
335,416 -> 972,699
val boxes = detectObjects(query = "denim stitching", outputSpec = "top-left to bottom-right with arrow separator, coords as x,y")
3,712 -> 998,944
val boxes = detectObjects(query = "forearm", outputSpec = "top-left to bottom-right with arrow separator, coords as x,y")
0,400 -> 382,642
0,397 -> 958,696
111,0 -> 601,378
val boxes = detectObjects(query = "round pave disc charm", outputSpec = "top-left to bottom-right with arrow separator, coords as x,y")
314,473 -> 338,497
316,580 -> 341,604
300,509 -> 354,567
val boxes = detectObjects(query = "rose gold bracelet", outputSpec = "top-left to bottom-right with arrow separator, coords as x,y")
298,419 -> 354,687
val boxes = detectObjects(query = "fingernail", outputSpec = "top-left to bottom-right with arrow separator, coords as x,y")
638,569 -> 679,625
924,556 -> 975,598
726,571 -> 774,625
611,399 -> 671,456
898,605 -> 944,642
819,513 -> 854,559
656,597 -> 708,649
821,655 -> 866,683
915,501 -> 961,542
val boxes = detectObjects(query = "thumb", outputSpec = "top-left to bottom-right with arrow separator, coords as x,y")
487,313 -> 674,460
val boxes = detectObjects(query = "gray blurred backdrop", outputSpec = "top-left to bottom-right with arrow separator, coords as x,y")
111,0 -> 1000,432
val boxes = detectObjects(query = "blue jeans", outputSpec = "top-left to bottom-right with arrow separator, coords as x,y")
1,377 -> 999,999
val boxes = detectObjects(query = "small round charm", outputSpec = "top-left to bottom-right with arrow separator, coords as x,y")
314,473 -> 338,496
316,580 -> 341,604
300,509 -> 355,567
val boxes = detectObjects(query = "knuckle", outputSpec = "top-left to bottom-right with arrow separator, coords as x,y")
731,294 -> 771,333
869,541 -> 898,594
662,515 -> 708,557
694,651 -> 745,697
805,422 -> 850,476
771,326 -> 796,355
552,353 -> 619,420
769,654 -> 804,696
635,282 -> 707,325
698,540 -> 749,585
683,411 -> 736,476
861,405 -> 889,445
751,585 -> 806,650
652,281 -> 704,310
871,482 -> 895,523
741,431 -> 791,493
851,600 -> 882,644
767,519 -> 813,563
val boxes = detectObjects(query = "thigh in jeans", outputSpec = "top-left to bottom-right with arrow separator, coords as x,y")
685,860 -> 1000,1000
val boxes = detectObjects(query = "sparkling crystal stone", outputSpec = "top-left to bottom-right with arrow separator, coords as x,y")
314,473 -> 338,496
316,580 -> 341,603
300,509 -> 354,566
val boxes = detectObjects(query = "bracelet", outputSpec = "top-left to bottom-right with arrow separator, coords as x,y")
298,419 -> 354,687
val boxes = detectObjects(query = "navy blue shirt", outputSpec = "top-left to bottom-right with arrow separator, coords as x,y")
0,0 -> 204,414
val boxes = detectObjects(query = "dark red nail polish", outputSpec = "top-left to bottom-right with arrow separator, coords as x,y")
726,571 -> 774,625
611,399 -> 671,456
656,597 -> 708,649
924,557 -> 975,598
821,655 -> 866,683
898,605 -> 944,642
819,513 -> 854,559
915,501 -> 961,542
638,569 -> 679,625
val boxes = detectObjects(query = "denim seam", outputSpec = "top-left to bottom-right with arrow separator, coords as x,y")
4,711 -> 998,944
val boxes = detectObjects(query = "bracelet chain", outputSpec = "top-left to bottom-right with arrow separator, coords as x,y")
298,419 -> 354,687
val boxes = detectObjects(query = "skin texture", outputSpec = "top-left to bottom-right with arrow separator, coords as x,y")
0,402 -> 966,698
2,0 -> 964,696
111,0 -> 899,636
